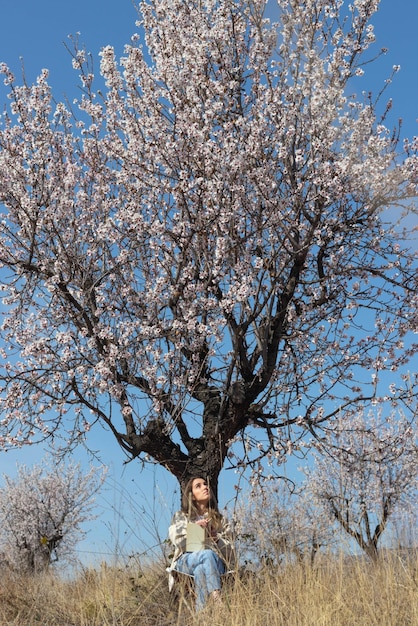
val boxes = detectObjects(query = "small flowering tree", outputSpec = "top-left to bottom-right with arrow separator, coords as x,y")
0,0 -> 417,496
0,459 -> 104,573
305,409 -> 418,561
237,479 -> 334,567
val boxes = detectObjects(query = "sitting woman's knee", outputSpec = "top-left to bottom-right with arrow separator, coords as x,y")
201,549 -> 216,558
201,549 -> 221,563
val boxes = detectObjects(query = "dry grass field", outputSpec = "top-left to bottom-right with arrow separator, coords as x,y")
1,551 -> 417,626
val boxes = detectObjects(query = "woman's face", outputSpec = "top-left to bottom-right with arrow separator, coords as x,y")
191,478 -> 210,507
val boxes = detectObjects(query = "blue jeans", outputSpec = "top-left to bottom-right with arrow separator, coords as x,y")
174,549 -> 226,611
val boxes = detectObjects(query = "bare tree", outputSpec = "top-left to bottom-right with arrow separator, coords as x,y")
0,0 -> 416,496
0,458 -> 104,573
305,409 -> 418,562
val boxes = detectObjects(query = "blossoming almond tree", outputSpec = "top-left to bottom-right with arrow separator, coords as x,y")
0,0 -> 416,496
305,409 -> 418,561
236,479 -> 335,566
0,460 -> 104,573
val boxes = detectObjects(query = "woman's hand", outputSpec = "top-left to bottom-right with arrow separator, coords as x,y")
195,518 -> 209,528
195,518 -> 218,538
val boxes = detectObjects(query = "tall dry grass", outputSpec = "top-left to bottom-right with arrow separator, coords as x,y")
1,551 -> 417,625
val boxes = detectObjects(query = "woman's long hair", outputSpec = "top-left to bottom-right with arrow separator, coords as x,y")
181,477 -> 223,528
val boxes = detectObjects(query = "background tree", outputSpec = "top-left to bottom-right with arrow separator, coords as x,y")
0,458 -> 104,573
236,478 -> 335,567
304,408 -> 418,562
0,0 -> 416,496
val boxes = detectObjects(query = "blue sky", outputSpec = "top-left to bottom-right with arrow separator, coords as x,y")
0,0 -> 417,568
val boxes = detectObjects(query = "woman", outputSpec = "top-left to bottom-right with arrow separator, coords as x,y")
168,477 -> 235,611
